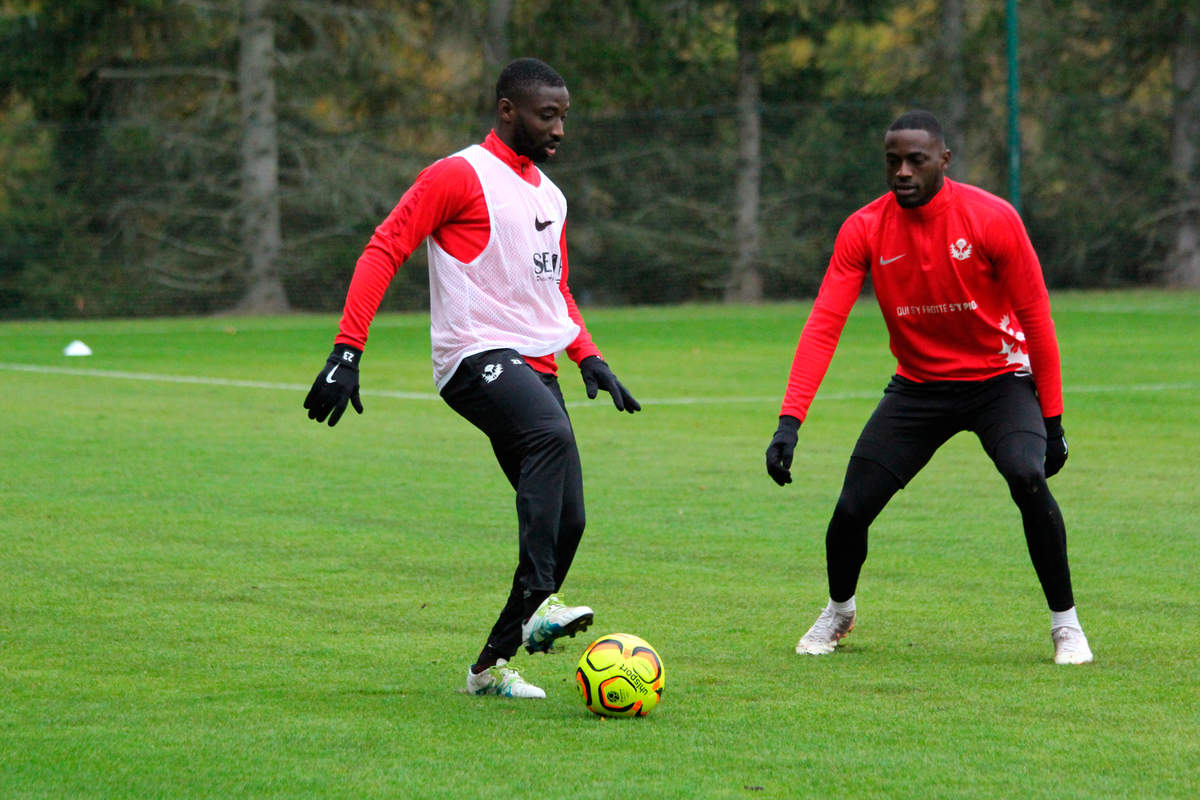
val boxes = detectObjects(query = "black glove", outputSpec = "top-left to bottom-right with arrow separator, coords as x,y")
1044,415 -> 1068,478
580,356 -> 641,413
765,415 -> 802,486
304,344 -> 364,427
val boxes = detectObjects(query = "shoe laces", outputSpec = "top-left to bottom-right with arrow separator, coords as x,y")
808,607 -> 851,639
493,664 -> 528,690
1053,626 -> 1085,650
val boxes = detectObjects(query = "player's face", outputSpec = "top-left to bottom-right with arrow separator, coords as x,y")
884,129 -> 950,208
501,84 -> 570,163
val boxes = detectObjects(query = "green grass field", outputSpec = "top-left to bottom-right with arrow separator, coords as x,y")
2,289 -> 1198,799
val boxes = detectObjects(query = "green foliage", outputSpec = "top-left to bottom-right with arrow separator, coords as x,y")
0,1 -> 1194,316
1,290 -> 1198,796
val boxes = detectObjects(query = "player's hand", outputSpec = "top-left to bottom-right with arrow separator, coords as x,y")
580,356 -> 641,413
304,344 -> 364,427
765,415 -> 802,486
1043,415 -> 1068,478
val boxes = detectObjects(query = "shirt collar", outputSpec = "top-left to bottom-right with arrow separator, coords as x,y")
482,130 -> 536,179
899,177 -> 954,219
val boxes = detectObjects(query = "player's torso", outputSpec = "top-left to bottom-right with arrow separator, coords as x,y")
858,185 -> 1027,380
426,145 -> 578,386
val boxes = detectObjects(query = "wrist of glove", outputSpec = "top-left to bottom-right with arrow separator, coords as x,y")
579,355 -> 641,413
765,415 -> 802,486
303,343 -> 364,427
1043,414 -> 1068,478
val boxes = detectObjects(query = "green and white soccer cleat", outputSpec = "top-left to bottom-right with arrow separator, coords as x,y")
1051,626 -> 1094,665
464,659 -> 546,698
796,606 -> 856,655
521,594 -> 594,654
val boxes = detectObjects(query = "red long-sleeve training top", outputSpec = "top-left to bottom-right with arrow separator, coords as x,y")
781,178 -> 1063,421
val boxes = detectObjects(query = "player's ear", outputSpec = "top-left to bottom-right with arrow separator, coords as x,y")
497,97 -> 515,123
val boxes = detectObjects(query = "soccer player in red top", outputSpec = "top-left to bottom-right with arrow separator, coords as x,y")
303,59 -> 641,698
765,111 -> 1092,665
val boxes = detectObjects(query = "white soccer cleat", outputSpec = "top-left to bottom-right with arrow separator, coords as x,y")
521,594 -> 594,654
1051,626 -> 1094,665
796,606 -> 856,655
464,659 -> 546,698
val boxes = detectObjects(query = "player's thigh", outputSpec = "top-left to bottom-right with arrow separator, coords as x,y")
441,349 -> 572,449
971,374 -> 1046,461
850,378 -> 957,486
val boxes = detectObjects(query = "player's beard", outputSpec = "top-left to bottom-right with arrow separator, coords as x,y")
511,117 -> 556,163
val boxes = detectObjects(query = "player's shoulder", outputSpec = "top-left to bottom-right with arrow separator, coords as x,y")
838,192 -> 892,236
950,179 -> 1020,221
409,151 -> 482,198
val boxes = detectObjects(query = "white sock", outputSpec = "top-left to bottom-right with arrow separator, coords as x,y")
830,596 -> 856,614
1051,607 -> 1081,630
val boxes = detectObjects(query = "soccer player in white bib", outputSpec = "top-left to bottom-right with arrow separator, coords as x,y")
304,59 -> 641,699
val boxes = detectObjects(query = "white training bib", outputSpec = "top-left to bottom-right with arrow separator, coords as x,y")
427,145 -> 579,389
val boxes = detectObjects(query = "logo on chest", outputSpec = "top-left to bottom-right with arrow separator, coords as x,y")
532,251 -> 562,281
949,238 -> 973,261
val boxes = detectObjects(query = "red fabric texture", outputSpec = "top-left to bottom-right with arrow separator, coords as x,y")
781,178 -> 1063,420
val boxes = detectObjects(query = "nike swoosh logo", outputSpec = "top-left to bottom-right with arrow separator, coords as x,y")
325,365 -> 338,383
535,218 -> 554,231
879,254 -> 906,265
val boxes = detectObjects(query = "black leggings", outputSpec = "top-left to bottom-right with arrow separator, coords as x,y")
826,431 -> 1073,611
441,349 -> 586,660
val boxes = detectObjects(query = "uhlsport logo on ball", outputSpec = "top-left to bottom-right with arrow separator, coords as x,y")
575,633 -> 664,717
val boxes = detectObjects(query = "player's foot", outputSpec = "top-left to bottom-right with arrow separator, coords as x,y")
796,606 -> 856,655
464,659 -> 546,698
1051,625 -> 1094,665
521,594 -> 594,654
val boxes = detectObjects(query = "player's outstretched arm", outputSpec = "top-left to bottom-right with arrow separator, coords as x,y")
579,355 -> 640,413
765,415 -> 802,486
1043,415 -> 1068,477
303,344 -> 364,427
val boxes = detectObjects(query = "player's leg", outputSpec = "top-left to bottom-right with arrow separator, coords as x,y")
536,372 -> 586,591
797,377 -> 954,654
441,350 -> 590,673
515,372 -> 592,653
974,375 -> 1092,664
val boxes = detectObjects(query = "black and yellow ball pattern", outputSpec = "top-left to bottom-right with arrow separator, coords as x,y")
575,633 -> 664,717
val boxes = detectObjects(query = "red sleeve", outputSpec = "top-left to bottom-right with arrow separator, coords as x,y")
779,215 -> 870,420
989,210 -> 1064,416
335,157 -> 482,350
560,227 -> 601,364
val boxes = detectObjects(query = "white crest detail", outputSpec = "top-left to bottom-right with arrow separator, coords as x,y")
949,238 -> 973,261
482,363 -> 504,383
997,314 -> 1031,373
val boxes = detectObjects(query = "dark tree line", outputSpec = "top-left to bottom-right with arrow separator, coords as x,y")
0,0 -> 1196,319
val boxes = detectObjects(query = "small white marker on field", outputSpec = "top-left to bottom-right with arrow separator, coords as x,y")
63,340 -> 92,357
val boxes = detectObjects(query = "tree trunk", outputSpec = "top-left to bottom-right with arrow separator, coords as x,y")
482,0 -> 514,110
1169,3 -> 1200,287
727,0 -> 763,303
941,0 -> 968,180
234,0 -> 289,313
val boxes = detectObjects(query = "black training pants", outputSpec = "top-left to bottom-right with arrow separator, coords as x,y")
440,348 -> 586,659
825,373 -> 1075,612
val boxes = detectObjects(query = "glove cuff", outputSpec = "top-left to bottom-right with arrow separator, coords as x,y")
777,415 -> 802,434
329,343 -> 362,370
1043,414 -> 1063,437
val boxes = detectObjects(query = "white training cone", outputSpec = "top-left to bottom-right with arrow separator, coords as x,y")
64,340 -> 92,357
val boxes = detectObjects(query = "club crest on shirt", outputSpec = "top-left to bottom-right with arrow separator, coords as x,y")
949,238 -> 973,261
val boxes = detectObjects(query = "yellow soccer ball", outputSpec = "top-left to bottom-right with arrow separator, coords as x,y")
575,633 -> 664,717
